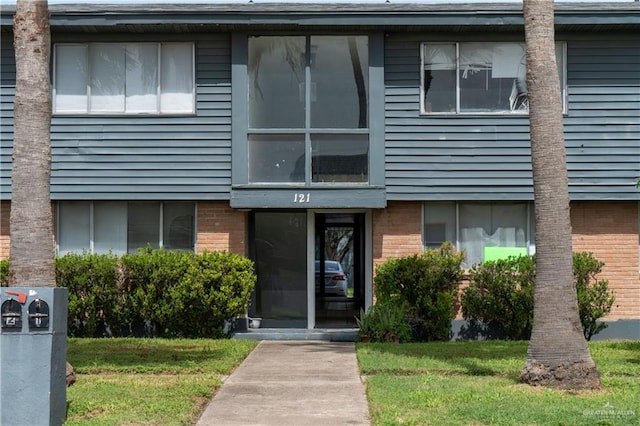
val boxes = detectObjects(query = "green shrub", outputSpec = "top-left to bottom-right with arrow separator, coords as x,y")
121,248 -> 195,336
56,252 -> 122,337
374,243 -> 464,341
462,255 -> 535,340
0,259 -> 8,286
573,252 -> 615,340
355,300 -> 412,343
461,252 -> 615,341
166,250 -> 256,338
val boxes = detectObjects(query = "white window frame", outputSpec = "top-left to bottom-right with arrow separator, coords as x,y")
420,41 -> 567,115
53,42 -> 196,115
422,201 -> 536,267
56,201 -> 196,255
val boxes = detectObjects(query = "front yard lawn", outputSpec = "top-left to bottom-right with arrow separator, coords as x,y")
357,340 -> 640,425
65,338 -> 257,425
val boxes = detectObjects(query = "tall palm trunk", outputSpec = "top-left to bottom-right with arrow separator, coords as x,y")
9,0 -> 55,288
520,0 -> 600,389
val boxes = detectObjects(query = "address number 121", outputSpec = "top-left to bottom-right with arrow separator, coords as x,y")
293,193 -> 310,203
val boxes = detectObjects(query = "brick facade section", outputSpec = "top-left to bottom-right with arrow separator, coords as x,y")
0,201 -> 9,259
571,201 -> 639,320
372,201 -> 423,269
196,202 -> 247,256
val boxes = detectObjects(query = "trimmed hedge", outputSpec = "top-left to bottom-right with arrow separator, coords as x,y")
461,252 -> 615,341
374,243 -> 465,341
0,249 -> 255,338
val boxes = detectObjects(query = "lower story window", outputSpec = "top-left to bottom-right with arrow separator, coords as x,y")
57,201 -> 195,255
424,201 -> 535,267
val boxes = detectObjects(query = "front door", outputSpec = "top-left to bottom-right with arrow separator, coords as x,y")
249,211 -> 367,328
315,213 -> 365,328
249,211 -> 307,328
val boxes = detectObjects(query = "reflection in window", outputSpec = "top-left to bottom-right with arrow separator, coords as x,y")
422,42 -> 565,114
311,134 -> 368,183
247,35 -> 369,184
248,134 -> 305,183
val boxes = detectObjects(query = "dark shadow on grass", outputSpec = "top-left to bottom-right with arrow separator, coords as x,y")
67,338 -> 254,374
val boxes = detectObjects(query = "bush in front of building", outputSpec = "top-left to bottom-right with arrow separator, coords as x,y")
56,252 -> 123,337
0,259 -> 8,285
374,243 -> 465,341
120,247 -> 195,337
461,252 -> 615,341
154,250 -> 256,338
460,255 -> 535,340
1,249 -> 256,338
355,300 -> 413,343
573,252 -> 616,341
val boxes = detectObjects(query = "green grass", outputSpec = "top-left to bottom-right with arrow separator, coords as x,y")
65,338 -> 257,425
357,341 -> 640,426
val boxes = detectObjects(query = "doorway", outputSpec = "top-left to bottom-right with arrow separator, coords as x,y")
315,213 -> 365,328
249,211 -> 367,329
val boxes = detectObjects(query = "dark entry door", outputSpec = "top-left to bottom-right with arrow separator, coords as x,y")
250,211 -> 307,328
315,213 -> 365,328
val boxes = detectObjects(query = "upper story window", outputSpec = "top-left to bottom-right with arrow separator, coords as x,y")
248,35 -> 369,184
53,43 -> 195,115
421,42 -> 566,115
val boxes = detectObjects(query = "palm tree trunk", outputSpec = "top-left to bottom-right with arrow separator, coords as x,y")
520,0 -> 600,389
9,0 -> 55,288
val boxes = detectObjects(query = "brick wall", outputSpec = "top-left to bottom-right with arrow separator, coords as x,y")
372,201 -> 423,269
571,201 -> 639,320
196,202 -> 247,255
0,201 -> 8,259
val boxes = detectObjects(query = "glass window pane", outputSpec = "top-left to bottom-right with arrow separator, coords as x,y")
127,202 -> 160,253
310,36 -> 368,129
252,212 -> 307,326
58,202 -> 90,255
90,44 -> 126,112
423,44 -> 456,113
163,202 -> 194,251
311,134 -> 368,183
248,36 -> 305,128
459,202 -> 528,266
249,134 -> 305,183
459,43 -> 526,113
94,202 -> 127,255
55,45 -> 88,112
126,44 -> 158,113
161,43 -> 194,113
424,202 -> 456,248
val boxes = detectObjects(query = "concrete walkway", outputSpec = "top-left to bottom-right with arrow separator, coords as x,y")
196,341 -> 370,425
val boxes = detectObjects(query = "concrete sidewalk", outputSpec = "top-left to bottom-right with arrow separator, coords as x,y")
196,341 -> 370,425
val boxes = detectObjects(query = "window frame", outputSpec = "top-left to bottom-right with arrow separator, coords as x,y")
55,201 -> 196,255
52,42 -> 196,116
420,41 -> 567,116
423,201 -> 536,267
245,34 -> 371,186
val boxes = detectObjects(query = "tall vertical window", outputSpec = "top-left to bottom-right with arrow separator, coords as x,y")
56,202 -> 195,255
421,42 -> 566,114
248,35 -> 369,184
54,43 -> 194,114
424,201 -> 535,267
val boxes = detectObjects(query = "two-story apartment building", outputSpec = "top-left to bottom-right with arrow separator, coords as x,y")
1,1 -> 638,338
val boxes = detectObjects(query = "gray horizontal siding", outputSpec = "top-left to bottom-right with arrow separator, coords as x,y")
565,39 -> 639,200
0,39 -> 14,199
2,34 -> 232,201
384,34 -> 640,201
